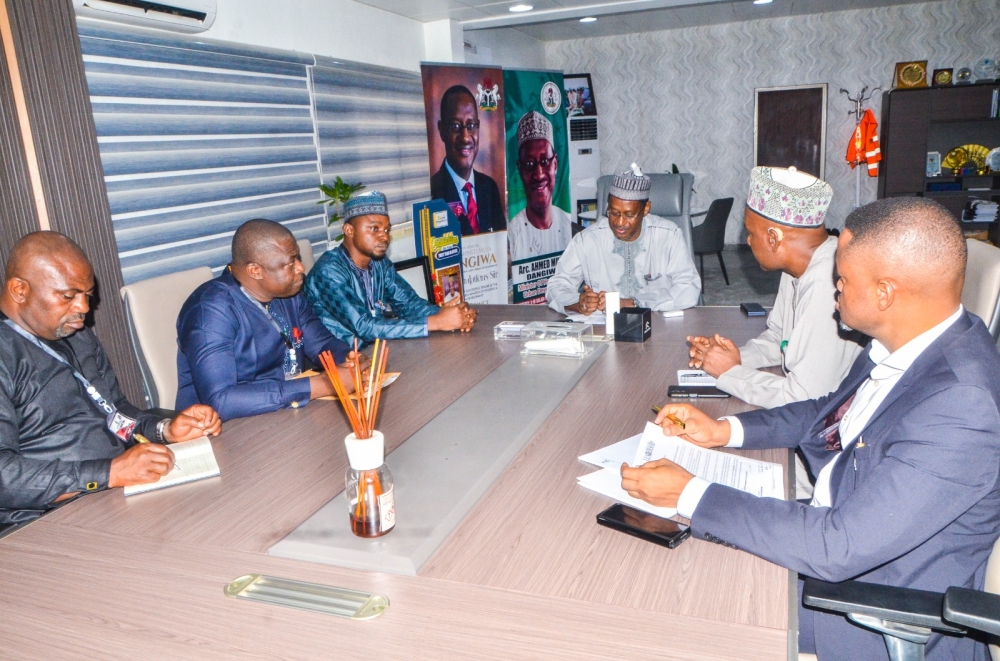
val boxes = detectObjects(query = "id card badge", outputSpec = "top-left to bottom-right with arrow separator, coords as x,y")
107,410 -> 138,441
284,347 -> 301,380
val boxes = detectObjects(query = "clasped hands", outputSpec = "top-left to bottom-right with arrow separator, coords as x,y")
429,300 -> 478,333
108,404 -> 222,488
569,285 -> 634,316
687,333 -> 741,377
620,404 -> 731,508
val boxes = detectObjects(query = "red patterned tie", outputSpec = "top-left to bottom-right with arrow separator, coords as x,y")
820,393 -> 857,451
463,182 -> 480,234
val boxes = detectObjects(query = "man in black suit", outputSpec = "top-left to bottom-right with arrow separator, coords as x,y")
430,85 -> 506,236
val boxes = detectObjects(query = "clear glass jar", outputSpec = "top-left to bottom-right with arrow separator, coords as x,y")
344,431 -> 395,538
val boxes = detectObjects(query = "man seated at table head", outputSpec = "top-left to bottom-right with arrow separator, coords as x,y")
306,191 -> 477,346
176,219 -> 366,422
545,164 -> 701,315
429,85 -> 506,235
688,166 -> 865,409
0,232 -> 222,528
508,110 -> 573,263
622,197 -> 1000,660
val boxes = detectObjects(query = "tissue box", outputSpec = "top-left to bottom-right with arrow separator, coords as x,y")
520,321 -> 594,358
613,307 -> 652,343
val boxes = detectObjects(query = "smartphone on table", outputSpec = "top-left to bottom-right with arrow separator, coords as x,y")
596,503 -> 691,549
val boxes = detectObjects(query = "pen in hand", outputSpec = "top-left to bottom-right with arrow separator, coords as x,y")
134,433 -> 180,470
650,407 -> 687,430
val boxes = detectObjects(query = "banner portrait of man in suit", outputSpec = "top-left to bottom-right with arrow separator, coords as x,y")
421,66 -> 507,237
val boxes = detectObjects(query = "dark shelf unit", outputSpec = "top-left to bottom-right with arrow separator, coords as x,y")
878,83 -> 1000,240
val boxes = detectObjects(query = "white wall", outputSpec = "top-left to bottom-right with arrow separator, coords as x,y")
424,19 -> 465,64
205,0 -> 427,71
546,0 -> 1000,241
464,27 -> 546,70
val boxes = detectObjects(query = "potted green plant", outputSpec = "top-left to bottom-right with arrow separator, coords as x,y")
318,177 -> 365,248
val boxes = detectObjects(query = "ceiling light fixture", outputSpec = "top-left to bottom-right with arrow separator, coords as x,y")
509,4 -> 533,11
753,0 -> 773,4
579,16 -> 597,23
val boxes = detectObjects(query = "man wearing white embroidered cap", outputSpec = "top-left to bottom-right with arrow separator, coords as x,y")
688,166 -> 864,411
545,163 -> 701,315
508,111 -> 573,262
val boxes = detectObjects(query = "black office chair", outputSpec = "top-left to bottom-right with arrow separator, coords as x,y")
802,577 -> 1000,661
691,197 -> 734,286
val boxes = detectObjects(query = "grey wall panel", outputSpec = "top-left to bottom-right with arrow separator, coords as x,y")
5,0 -> 143,402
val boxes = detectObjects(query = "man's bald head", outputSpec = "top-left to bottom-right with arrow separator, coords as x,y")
5,231 -> 90,281
1,231 -> 95,340
842,197 -> 966,293
231,219 -> 295,268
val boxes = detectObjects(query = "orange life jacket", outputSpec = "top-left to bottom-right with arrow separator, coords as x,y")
846,108 -> 881,177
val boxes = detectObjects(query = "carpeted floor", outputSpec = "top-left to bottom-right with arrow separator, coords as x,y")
698,245 -> 781,307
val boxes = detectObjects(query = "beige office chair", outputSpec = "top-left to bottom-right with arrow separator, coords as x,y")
297,238 -> 315,273
962,239 -> 1000,342
120,267 -> 214,409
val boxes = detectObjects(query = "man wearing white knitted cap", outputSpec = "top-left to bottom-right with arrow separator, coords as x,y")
688,166 -> 865,495
508,111 -> 573,262
546,164 -> 701,314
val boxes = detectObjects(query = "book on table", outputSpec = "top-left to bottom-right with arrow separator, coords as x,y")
124,436 -> 220,496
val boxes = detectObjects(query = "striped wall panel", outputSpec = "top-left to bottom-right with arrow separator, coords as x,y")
77,18 -> 326,284
311,55 -> 429,237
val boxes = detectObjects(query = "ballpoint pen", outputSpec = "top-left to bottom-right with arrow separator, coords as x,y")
134,434 -> 179,469
650,406 -> 687,430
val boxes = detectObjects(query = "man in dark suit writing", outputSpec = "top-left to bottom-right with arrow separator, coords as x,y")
429,85 -> 506,236
623,197 -> 1000,660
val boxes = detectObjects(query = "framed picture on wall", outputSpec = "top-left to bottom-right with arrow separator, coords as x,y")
754,83 -> 828,180
563,73 -> 596,117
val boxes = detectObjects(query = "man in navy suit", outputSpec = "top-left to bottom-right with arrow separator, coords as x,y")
429,85 -> 506,236
623,197 -> 1000,660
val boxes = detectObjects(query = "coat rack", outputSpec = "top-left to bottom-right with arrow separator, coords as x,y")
840,85 -> 882,209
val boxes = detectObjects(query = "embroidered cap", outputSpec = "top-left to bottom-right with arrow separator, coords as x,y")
747,166 -> 833,227
343,191 -> 388,222
609,163 -> 652,202
517,110 -> 553,147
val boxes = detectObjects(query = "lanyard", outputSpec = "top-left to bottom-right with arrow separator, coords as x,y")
4,318 -> 117,418
239,287 -> 295,347
238,287 -> 302,378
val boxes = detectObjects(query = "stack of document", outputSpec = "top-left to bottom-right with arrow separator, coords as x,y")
577,422 -> 784,518
963,200 -> 999,223
677,370 -> 717,386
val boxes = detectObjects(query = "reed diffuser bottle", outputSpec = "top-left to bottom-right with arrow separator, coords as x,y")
344,431 -> 395,538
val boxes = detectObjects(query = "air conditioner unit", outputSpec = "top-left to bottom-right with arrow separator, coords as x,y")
568,116 -> 600,228
73,0 -> 216,33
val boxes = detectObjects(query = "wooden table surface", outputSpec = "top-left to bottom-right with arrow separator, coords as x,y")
0,305 -> 792,661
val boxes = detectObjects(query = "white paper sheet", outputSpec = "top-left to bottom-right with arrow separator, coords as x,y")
677,369 -> 717,386
124,437 -> 221,496
578,434 -> 641,469
576,467 -> 678,518
633,422 -> 784,499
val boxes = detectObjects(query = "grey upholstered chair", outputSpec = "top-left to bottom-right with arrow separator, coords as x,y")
297,238 -> 315,273
691,197 -> 734,286
596,172 -> 696,260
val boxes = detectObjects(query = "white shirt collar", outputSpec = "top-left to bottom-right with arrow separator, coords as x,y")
444,159 -> 473,192
867,306 -> 963,379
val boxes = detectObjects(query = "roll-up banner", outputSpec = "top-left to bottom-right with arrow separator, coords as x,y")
420,64 -> 509,304
503,69 -> 571,305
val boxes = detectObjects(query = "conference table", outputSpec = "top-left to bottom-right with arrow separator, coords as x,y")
0,305 -> 794,660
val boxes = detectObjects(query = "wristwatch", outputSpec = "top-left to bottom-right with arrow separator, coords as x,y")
156,418 -> 169,442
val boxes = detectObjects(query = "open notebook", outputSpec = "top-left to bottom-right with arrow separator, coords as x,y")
124,436 -> 220,496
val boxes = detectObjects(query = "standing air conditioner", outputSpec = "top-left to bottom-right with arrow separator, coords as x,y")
73,0 -> 217,33
568,116 -> 600,228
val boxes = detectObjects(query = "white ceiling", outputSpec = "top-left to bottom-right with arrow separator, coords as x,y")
354,0 -> 943,40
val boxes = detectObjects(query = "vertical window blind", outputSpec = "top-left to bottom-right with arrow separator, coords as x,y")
77,19 -> 428,284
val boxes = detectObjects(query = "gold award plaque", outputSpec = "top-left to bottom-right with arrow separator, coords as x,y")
932,68 -> 953,86
895,60 -> 928,88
